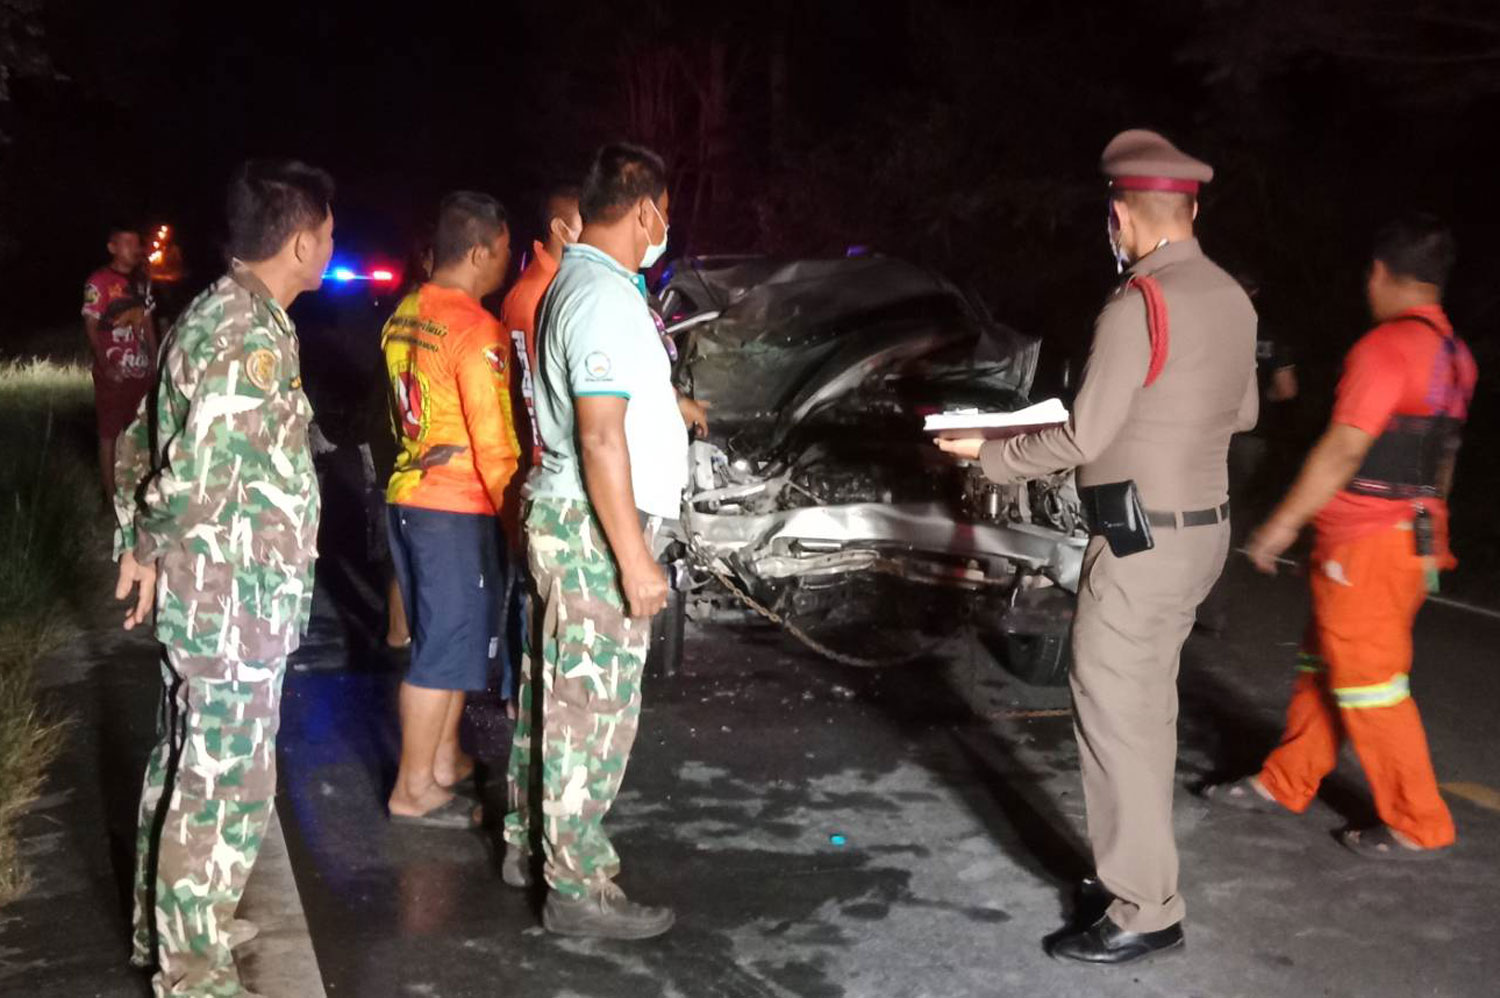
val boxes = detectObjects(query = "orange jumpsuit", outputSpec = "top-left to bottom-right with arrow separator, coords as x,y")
1258,305 -> 1476,848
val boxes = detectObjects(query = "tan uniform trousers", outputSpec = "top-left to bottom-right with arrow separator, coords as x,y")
1070,519 -> 1230,933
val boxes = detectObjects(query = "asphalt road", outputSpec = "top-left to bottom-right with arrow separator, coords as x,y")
272,539 -> 1500,998
6,487 -> 1498,998
7,293 -> 1497,997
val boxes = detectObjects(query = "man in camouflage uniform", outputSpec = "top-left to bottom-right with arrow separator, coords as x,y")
503,143 -> 687,940
113,160 -> 335,997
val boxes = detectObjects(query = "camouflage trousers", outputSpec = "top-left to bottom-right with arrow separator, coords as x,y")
131,647 -> 285,997
503,498 -> 658,898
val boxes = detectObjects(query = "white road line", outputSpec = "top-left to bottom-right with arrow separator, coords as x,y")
1233,547 -> 1500,622
1441,782 -> 1500,813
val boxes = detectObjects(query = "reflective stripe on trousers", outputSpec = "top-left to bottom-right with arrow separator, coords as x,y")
1293,655 -> 1412,709
1333,672 -> 1412,710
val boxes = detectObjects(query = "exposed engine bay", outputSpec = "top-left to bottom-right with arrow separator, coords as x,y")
657,255 -> 1087,678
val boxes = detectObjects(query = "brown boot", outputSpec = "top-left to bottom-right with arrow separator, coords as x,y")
542,883 -> 674,940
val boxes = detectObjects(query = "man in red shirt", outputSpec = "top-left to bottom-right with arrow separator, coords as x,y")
1210,215 -> 1476,859
84,225 -> 157,499
501,183 -> 582,467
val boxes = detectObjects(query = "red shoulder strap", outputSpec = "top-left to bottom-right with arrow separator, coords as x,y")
1128,275 -> 1170,387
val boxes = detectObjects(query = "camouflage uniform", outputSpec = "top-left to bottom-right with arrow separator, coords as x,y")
504,498 -> 660,898
114,265 -> 320,997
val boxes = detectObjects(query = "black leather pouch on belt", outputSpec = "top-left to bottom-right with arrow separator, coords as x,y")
1079,481 -> 1155,558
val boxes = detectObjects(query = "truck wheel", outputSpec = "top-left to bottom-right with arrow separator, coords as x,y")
646,584 -> 687,678
1002,630 -> 1072,687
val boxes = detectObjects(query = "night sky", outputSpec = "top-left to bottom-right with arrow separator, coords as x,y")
5,0 -> 1500,383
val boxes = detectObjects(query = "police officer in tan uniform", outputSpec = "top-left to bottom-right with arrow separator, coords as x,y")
940,129 -> 1258,964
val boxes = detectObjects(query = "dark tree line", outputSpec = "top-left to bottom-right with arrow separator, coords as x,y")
6,0 -> 1500,362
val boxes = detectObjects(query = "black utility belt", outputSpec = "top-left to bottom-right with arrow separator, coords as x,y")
1080,481 -> 1229,558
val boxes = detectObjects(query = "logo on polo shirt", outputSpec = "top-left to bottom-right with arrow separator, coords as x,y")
584,351 -> 613,381
484,346 -> 507,376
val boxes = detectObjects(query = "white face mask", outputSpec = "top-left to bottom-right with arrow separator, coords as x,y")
640,198 -> 669,269
1107,203 -> 1131,274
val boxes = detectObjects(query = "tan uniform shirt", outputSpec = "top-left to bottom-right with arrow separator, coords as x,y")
981,238 -> 1258,510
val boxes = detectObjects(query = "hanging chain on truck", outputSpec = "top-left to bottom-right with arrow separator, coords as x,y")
689,546 -> 944,669
685,543 -> 1075,715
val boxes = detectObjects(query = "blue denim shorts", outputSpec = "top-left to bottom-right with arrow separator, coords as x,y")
387,505 -> 501,692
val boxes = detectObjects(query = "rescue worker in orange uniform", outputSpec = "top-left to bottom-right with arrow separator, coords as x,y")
1207,214 -> 1476,859
501,184 -> 583,468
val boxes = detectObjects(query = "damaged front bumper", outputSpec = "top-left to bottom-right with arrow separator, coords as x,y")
684,500 -> 1086,594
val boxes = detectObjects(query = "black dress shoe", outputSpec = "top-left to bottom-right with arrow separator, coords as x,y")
1073,876 -> 1114,928
1048,914 -> 1184,965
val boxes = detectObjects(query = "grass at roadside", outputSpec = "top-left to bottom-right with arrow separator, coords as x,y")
0,359 -> 101,906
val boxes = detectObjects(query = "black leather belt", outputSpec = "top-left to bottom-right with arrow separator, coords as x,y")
1146,501 -> 1230,529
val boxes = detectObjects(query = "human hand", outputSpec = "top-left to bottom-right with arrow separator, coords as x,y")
1245,520 -> 1300,575
1267,366 -> 1299,403
621,556 -> 669,618
115,550 -> 157,630
678,396 -> 711,438
935,436 -> 985,462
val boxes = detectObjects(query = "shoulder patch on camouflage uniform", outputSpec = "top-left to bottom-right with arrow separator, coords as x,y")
246,348 -> 278,392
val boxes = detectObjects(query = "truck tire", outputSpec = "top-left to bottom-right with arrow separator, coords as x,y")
646,584 -> 687,678
1002,630 -> 1072,687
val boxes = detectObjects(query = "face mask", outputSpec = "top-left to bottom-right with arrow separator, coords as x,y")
1107,203 -> 1130,274
640,199 -> 669,270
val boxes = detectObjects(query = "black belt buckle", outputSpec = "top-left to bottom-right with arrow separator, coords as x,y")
1080,481 -> 1155,558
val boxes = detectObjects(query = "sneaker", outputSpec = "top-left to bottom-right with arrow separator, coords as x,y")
542,883 -> 675,940
502,847 -> 533,889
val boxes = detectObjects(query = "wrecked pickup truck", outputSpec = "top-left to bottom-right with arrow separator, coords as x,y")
653,255 -> 1086,686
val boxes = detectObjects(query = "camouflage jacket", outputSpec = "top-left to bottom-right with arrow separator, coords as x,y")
113,265 -> 321,669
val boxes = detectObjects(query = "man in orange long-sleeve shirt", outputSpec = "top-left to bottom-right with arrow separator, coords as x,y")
383,192 -> 521,827
501,183 -> 581,467
1209,214 -> 1476,860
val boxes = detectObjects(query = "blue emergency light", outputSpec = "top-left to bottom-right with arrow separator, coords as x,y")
322,264 -> 396,284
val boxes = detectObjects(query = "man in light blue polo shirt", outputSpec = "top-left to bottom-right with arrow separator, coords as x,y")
502,142 -> 687,940
527,233 -> 687,524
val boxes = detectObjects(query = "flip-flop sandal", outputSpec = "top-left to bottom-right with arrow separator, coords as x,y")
440,772 -> 480,799
1340,825 -> 1447,862
390,795 -> 482,830
1199,777 -> 1285,814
